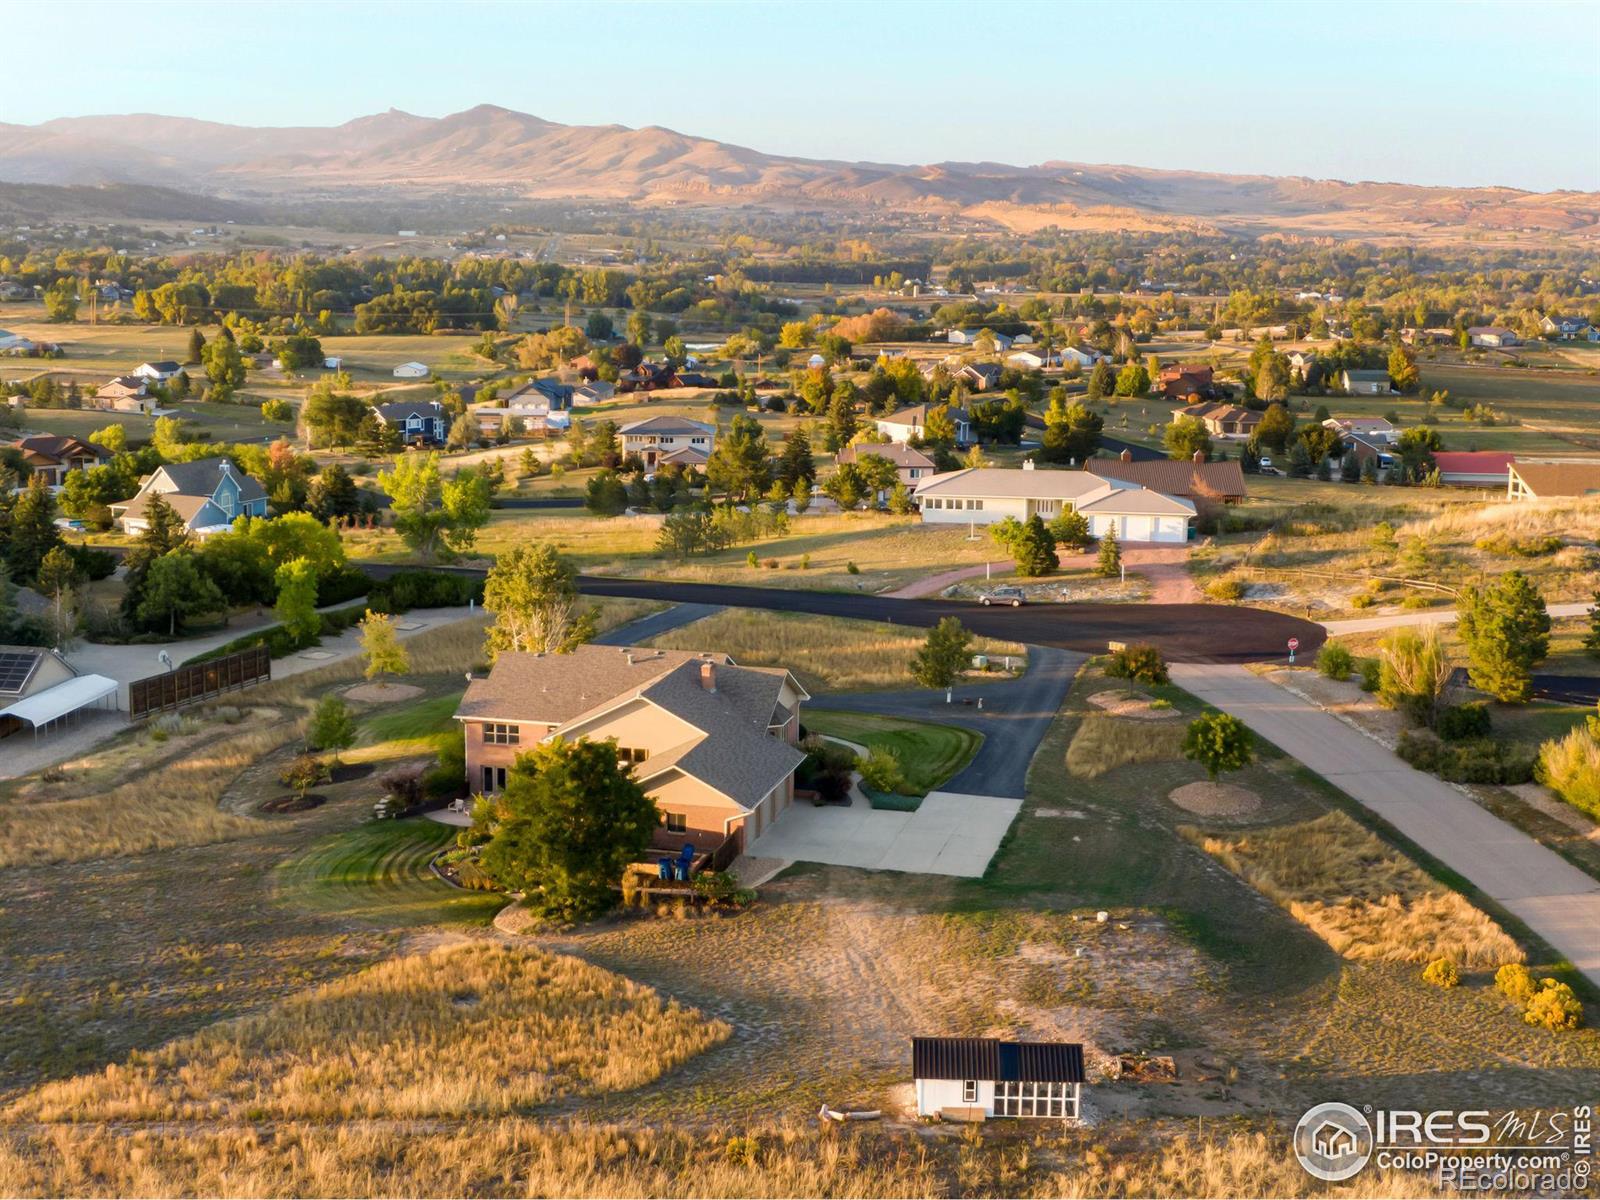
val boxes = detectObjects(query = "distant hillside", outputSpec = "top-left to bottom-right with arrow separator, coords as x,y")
0,181 -> 261,224
2,105 -> 1596,240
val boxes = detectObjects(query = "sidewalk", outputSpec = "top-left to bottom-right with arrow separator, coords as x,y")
1171,661 -> 1600,990
1323,600 -> 1592,637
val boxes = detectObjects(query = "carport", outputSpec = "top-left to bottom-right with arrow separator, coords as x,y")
0,674 -> 119,738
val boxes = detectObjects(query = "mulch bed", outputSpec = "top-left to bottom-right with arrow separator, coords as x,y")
328,762 -> 375,783
258,793 -> 328,813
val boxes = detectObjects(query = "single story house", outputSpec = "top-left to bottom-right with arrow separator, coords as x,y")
1062,345 -> 1109,370
1158,364 -> 1214,402
915,463 -> 1194,543
1086,451 -> 1246,503
876,404 -> 972,446
1006,350 -> 1060,370
836,442 -> 937,489
1432,450 -> 1516,488
373,400 -> 448,445
955,362 -> 1003,392
620,415 -> 715,470
454,645 -> 808,854
9,434 -> 113,490
1506,461 -> 1600,500
133,361 -> 183,382
1323,415 -> 1396,443
572,380 -> 615,405
392,361 -> 430,379
111,457 -> 268,537
912,1037 -> 1084,1121
0,645 -> 118,740
1172,402 -> 1261,439
1340,369 -> 1392,395
1467,326 -> 1520,349
947,329 -> 1012,350
671,371 -> 719,389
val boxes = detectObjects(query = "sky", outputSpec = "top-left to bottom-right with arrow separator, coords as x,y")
8,0 -> 1599,191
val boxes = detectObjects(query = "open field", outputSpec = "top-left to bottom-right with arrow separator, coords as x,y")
801,709 -> 981,795
9,397 -> 290,446
646,609 -> 1025,692
9,942 -> 727,1122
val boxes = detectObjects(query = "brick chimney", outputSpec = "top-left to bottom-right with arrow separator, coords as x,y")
1120,449 -> 1132,461
1192,450 -> 1206,463
699,661 -> 716,692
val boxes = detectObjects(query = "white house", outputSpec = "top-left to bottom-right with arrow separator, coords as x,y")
323,356 -> 343,370
392,361 -> 430,379
1467,326 -> 1520,349
1007,350 -> 1060,370
1062,345 -> 1109,370
619,415 -> 715,470
132,361 -> 183,382
875,404 -> 972,446
915,463 -> 1194,544
1340,369 -> 1391,395
912,1037 -> 1084,1121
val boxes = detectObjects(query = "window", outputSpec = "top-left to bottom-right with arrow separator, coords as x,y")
483,723 -> 520,745
481,766 -> 508,792
962,1080 -> 978,1104
665,812 -> 687,834
994,1081 -> 1074,1118
618,746 -> 649,765
481,766 -> 493,792
691,436 -> 707,445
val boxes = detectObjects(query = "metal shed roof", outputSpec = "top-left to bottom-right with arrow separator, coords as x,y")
0,674 -> 118,727
912,1038 -> 1085,1083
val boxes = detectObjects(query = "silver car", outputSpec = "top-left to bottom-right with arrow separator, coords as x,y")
980,586 -> 1026,607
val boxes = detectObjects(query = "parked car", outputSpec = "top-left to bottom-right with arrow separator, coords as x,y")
980,586 -> 1026,607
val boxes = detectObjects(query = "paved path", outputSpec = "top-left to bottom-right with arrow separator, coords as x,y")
811,646 -> 1084,799
748,791 -> 1021,877
1323,600 -> 1592,637
1170,662 -> 1600,989
594,602 -> 721,645
361,563 -> 1327,663
885,562 -> 1009,599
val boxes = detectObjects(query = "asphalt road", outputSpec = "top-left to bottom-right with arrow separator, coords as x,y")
1529,674 -> 1600,706
811,646 -> 1084,799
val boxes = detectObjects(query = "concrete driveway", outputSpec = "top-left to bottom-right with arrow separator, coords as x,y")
749,791 -> 1021,878
1171,661 -> 1600,990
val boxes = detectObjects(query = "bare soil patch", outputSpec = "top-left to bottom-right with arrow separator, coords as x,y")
259,793 -> 327,814
345,682 -> 425,704
1088,690 -> 1179,720
1169,782 -> 1262,817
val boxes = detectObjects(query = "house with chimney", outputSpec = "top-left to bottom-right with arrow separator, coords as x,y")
111,456 -> 268,536
914,462 -> 1194,543
453,645 -> 808,857
1157,364 -> 1214,402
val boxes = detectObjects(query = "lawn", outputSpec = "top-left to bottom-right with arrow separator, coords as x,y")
802,709 -> 981,795
355,692 -> 463,754
275,818 -> 505,927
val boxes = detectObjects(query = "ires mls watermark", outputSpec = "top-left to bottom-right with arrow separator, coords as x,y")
1294,1102 -> 1593,1192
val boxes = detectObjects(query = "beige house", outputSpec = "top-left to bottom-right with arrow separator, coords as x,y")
915,463 -> 1194,543
96,375 -> 154,413
836,442 -> 936,489
454,646 -> 808,856
619,416 -> 716,470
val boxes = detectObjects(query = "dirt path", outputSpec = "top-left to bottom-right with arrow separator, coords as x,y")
884,561 -> 1008,598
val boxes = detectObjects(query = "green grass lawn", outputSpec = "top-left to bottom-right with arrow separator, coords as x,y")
801,709 -> 980,795
356,692 -> 464,753
275,818 -> 504,926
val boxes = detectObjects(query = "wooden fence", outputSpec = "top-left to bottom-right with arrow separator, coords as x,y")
128,646 -> 271,719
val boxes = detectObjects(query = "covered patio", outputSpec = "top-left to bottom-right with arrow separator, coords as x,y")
0,673 -> 120,739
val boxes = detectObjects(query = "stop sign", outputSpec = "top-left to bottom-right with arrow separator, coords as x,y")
1288,637 -> 1300,651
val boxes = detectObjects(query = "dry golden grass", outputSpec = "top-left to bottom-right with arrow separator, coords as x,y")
9,943 -> 728,1122
1065,713 -> 1186,779
0,1123 -> 1468,1199
1188,811 -> 1522,968
646,608 -> 1025,692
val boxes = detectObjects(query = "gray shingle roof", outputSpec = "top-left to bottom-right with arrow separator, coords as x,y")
620,415 -> 715,436
151,457 -> 267,504
374,400 -> 445,424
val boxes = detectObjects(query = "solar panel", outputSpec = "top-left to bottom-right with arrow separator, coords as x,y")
0,651 -> 40,695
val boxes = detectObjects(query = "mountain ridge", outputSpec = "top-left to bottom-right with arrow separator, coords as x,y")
2,105 -> 1595,238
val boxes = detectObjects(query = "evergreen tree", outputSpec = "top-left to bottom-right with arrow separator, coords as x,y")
1096,526 -> 1122,577
1049,509 -> 1092,551
705,414 -> 772,501
777,426 -> 816,487
825,390 -> 857,451
1584,591 -> 1600,659
1457,570 -> 1551,703
1039,394 -> 1103,464
1183,711 -> 1254,780
1009,514 -> 1058,576
186,327 -> 206,364
4,475 -> 62,584
1086,360 -> 1114,399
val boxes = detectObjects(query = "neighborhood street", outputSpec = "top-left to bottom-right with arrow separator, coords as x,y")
1170,662 -> 1600,991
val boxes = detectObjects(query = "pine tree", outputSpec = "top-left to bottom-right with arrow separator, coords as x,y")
910,617 -> 973,689
186,327 -> 206,364
778,426 -> 816,487
1096,526 -> 1122,577
1457,570 -> 1551,703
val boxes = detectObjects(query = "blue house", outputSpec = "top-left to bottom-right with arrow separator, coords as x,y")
112,457 -> 269,537
374,400 -> 448,445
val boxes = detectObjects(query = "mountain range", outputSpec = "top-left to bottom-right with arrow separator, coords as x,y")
2,104 -> 1596,239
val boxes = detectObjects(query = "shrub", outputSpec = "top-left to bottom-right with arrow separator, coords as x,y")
845,561 -> 860,574
691,871 -> 752,907
1421,957 -> 1459,988
1358,658 -> 1381,692
1316,641 -> 1353,680
366,570 -> 483,614
1495,962 -> 1538,1006
1104,642 -> 1168,685
1535,727 -> 1600,819
316,566 -> 373,607
278,753 -> 329,798
1205,576 -> 1245,602
797,736 -> 855,803
379,765 -> 427,809
1436,702 -> 1491,742
857,747 -> 907,794
1523,980 -> 1584,1031
724,1136 -> 760,1167
1349,592 -> 1375,610
1398,731 -> 1536,785
1400,593 -> 1433,609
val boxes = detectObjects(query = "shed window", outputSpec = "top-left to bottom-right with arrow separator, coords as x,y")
962,1080 -> 978,1104
994,1080 -> 1075,1118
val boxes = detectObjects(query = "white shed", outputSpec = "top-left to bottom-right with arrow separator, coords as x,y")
913,1037 -> 1084,1121
392,361 -> 430,379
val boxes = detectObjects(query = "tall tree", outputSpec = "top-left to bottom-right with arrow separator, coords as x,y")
136,552 -> 223,636
377,453 -> 490,561
185,327 -> 206,365
1039,394 -> 1102,464
483,543 -> 596,660
273,557 -> 321,645
1457,570 -> 1551,703
1086,360 -> 1114,399
359,610 -> 410,679
1096,526 -> 1122,577
777,426 -> 816,488
4,475 -> 62,584
705,414 -> 772,501
476,738 -> 659,918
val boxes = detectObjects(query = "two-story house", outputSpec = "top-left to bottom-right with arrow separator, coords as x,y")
373,400 -> 448,446
619,416 -> 715,470
875,403 -> 972,446
836,442 -> 937,491
111,457 -> 269,536
454,646 -> 808,853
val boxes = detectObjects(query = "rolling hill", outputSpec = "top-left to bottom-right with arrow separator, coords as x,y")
2,104 -> 1595,239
